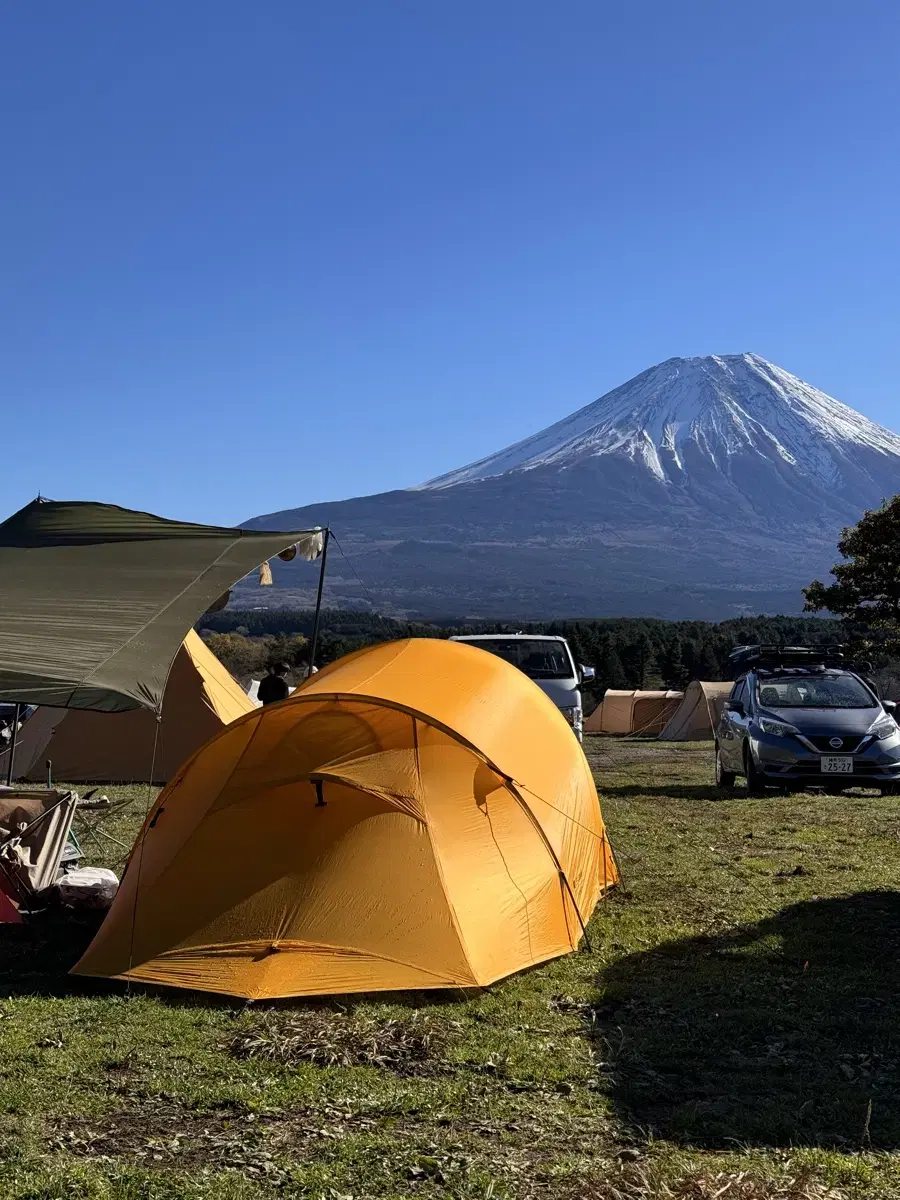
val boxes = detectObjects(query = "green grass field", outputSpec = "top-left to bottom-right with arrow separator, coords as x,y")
2,738 -> 900,1198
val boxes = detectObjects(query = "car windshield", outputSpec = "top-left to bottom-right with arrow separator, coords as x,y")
468,639 -> 574,680
756,673 -> 876,709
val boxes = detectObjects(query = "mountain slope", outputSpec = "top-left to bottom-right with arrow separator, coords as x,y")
420,354 -> 900,491
243,354 -> 900,619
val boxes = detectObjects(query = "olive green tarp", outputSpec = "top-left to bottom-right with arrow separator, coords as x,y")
0,499 -> 321,713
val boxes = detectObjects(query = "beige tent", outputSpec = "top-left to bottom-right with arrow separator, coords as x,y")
0,632 -> 255,784
657,680 -> 732,741
584,689 -> 683,735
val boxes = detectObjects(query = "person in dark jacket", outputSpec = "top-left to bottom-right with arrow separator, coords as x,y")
257,662 -> 291,706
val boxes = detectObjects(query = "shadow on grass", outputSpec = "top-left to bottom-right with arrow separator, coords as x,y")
595,890 -> 900,1149
0,910 -> 106,998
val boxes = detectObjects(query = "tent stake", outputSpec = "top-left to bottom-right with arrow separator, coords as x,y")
307,528 -> 330,674
4,704 -> 21,787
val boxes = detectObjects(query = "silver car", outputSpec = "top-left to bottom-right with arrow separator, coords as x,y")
448,633 -> 594,741
716,662 -> 900,795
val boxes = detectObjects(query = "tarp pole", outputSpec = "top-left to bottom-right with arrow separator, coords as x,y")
308,528 -> 330,674
4,704 -> 21,787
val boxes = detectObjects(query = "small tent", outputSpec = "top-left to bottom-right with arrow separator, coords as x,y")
585,689 -> 683,735
74,638 -> 618,1000
657,680 -> 732,741
0,632 -> 254,784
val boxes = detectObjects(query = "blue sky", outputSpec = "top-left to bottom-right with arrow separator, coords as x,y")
2,1 -> 899,526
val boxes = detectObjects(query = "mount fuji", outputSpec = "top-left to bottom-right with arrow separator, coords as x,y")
244,354 -> 900,619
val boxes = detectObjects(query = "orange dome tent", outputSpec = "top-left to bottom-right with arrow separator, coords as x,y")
74,638 -> 617,1000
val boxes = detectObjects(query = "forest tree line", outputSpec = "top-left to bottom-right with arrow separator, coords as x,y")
199,609 -> 857,696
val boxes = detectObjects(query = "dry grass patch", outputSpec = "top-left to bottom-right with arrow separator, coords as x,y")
227,1008 -> 446,1072
584,1163 -> 842,1199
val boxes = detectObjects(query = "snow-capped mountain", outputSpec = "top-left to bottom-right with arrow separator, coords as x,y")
243,355 -> 900,619
419,353 -> 900,492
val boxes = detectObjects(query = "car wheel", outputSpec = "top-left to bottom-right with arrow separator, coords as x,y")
715,743 -> 736,789
744,743 -> 765,796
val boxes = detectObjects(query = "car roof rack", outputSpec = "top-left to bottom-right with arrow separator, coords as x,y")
729,644 -> 846,670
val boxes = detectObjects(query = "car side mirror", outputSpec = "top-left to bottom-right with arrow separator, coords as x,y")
884,700 -> 897,713
725,699 -> 745,715
578,665 -> 595,687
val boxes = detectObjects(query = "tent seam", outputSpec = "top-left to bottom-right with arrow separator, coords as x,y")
483,784 -> 537,965
501,777 -> 590,951
410,716 -> 480,988
289,692 -> 607,842
122,938 -> 473,985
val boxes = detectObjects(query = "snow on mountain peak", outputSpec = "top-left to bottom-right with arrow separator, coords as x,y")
419,353 -> 900,490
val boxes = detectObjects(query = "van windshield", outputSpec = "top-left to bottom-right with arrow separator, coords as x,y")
469,639 -> 574,680
757,673 -> 876,709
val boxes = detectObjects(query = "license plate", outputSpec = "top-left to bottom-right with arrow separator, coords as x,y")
821,756 -> 853,774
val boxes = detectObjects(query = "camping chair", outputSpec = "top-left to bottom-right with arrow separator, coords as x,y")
0,789 -> 80,908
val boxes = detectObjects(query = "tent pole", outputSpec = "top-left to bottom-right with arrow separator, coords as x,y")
4,704 -> 22,787
308,528 -> 330,674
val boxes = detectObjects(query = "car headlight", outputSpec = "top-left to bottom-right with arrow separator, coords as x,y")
561,705 -> 581,727
758,718 -> 798,739
870,718 -> 899,741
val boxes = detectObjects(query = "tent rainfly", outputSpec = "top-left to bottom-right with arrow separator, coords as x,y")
0,632 -> 255,784
657,681 -> 733,741
584,689 -> 683,735
0,498 -> 321,714
74,638 -> 618,1000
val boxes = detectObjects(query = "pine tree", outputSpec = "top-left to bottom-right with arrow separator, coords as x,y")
618,635 -> 653,688
605,645 -> 628,690
680,638 -> 722,682
693,643 -> 722,681
805,496 -> 900,654
659,638 -> 689,688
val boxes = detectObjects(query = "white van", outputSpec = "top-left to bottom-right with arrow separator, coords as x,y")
449,633 -> 594,742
